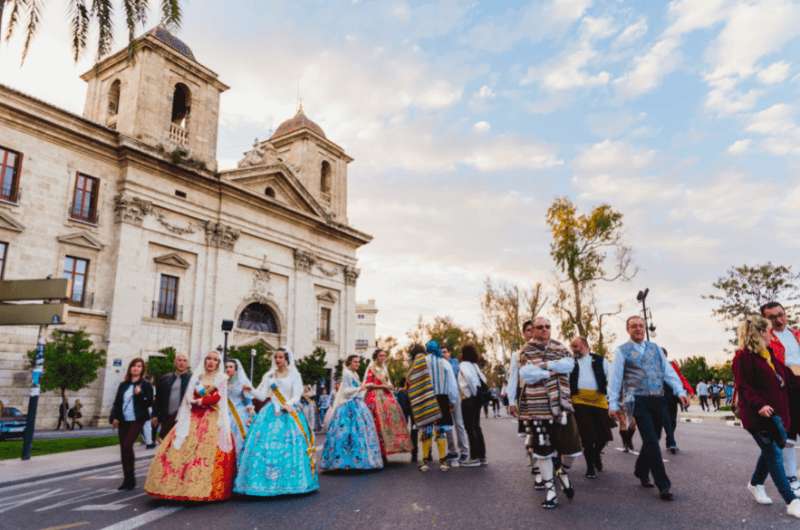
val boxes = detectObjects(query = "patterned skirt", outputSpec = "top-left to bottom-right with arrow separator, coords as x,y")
234,405 -> 319,497
144,407 -> 235,502
321,398 -> 384,471
365,389 -> 413,457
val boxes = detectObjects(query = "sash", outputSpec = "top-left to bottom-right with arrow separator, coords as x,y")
271,383 -> 316,473
228,398 -> 246,440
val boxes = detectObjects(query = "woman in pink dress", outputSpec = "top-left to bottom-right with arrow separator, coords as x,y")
364,348 -> 413,459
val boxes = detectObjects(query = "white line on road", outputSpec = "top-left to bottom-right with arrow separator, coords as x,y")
99,506 -> 182,530
74,492 -> 148,511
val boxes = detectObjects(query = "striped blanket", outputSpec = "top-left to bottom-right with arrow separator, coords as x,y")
407,354 -> 442,427
518,339 -> 573,421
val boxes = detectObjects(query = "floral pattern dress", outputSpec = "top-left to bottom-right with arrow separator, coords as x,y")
320,369 -> 384,470
364,366 -> 412,457
144,388 -> 236,501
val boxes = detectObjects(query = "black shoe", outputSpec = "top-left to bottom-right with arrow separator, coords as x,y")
556,468 -> 575,499
117,480 -> 135,491
635,473 -> 654,488
586,471 -> 597,479
659,489 -> 674,501
541,480 -> 558,509
668,446 -> 678,455
595,455 -> 604,472
146,443 -> 156,449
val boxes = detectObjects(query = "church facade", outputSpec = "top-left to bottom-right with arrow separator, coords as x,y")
0,27 -> 371,426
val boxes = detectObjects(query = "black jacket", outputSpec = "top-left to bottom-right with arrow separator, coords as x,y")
154,371 -> 192,421
110,380 -> 154,423
569,353 -> 608,395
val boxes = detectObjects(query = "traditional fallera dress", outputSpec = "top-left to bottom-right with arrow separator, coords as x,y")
144,362 -> 236,502
227,359 -> 254,455
364,362 -> 412,457
234,365 -> 319,496
320,368 -> 383,471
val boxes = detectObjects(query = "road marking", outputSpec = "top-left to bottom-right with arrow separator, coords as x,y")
0,488 -> 73,514
99,506 -> 182,530
0,467 -> 119,495
36,489 -> 117,512
40,522 -> 90,530
74,492 -> 148,511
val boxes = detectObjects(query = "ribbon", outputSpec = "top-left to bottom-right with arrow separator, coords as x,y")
271,383 -> 316,473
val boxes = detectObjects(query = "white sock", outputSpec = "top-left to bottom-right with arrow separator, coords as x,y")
784,444 -> 798,480
538,457 -> 554,481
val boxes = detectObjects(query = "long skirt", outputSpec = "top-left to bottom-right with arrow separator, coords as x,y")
364,389 -> 413,457
320,398 -> 383,470
144,407 -> 235,501
234,405 -> 319,497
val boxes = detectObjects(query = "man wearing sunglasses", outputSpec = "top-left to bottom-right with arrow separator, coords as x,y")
761,302 -> 800,495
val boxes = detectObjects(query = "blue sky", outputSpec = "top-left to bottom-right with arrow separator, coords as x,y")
3,0 -> 800,362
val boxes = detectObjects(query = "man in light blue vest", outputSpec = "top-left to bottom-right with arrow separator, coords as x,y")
607,315 -> 689,501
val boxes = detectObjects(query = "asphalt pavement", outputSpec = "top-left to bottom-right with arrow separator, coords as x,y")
0,416 -> 796,530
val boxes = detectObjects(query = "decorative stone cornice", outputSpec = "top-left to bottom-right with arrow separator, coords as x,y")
344,265 -> 360,286
294,249 -> 316,272
204,221 -> 240,250
113,193 -> 152,225
57,231 -> 105,251
154,208 -> 197,235
0,211 -> 24,233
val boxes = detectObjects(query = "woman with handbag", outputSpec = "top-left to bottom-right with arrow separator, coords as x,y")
458,343 -> 488,466
733,315 -> 800,518
110,358 -> 153,490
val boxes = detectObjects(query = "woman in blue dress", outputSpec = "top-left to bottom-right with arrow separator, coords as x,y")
320,355 -> 383,471
225,359 -> 254,455
234,349 -> 319,496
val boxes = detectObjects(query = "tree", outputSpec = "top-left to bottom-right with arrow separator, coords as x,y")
704,262 -> 800,342
709,360 -> 733,383
296,347 -> 328,385
2,0 -> 183,63
480,277 -> 548,364
27,329 -> 106,415
678,356 -> 712,388
146,346 -> 176,381
409,315 -> 485,358
546,197 -> 635,341
227,342 -> 273,386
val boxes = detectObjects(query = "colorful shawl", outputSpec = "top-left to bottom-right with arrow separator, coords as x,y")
518,339 -> 573,421
407,354 -> 441,427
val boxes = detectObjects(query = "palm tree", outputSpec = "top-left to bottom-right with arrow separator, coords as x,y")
1,0 -> 182,63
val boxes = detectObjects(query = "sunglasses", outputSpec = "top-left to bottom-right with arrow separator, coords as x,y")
766,313 -> 785,320
534,325 -> 551,330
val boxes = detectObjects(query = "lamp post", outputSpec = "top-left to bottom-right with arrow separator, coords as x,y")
249,348 -> 256,381
636,288 -> 656,342
221,319 -> 234,363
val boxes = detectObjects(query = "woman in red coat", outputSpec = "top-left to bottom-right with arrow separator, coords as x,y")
733,315 -> 800,518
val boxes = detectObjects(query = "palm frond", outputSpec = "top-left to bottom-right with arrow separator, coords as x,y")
160,0 -> 181,28
21,0 -> 42,64
4,0 -> 21,41
0,1 -> 7,42
91,0 -> 113,58
69,0 -> 90,62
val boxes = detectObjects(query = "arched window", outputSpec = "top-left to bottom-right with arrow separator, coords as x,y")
107,80 -> 121,117
320,161 -> 332,194
265,186 -> 276,198
237,303 -> 279,333
171,83 -> 191,128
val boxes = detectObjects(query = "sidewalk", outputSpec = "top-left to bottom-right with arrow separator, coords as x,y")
34,427 -> 115,440
679,409 -> 736,422
0,442 -> 155,487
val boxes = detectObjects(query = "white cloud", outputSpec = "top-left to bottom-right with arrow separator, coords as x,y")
573,139 -> 655,173
613,18 -> 647,48
758,61 -> 791,85
705,86 -> 762,115
473,121 -> 491,133
674,173 -> 777,229
462,136 -> 563,171
727,139 -> 751,155
476,85 -> 496,100
747,104 -> 796,135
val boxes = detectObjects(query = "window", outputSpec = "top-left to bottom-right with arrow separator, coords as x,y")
0,146 -> 21,202
0,242 -> 7,280
63,256 -> 89,306
237,303 -> 279,333
157,274 -> 179,319
171,83 -> 191,128
107,79 -> 121,123
320,161 -> 331,194
319,307 -> 332,341
70,173 -> 99,222
265,187 -> 276,198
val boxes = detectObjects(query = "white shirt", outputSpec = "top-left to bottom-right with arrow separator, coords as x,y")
777,329 -> 800,367
458,361 -> 486,398
576,354 -> 609,391
696,382 -> 708,396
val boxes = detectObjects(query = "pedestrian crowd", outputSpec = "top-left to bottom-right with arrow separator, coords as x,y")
104,300 -> 800,519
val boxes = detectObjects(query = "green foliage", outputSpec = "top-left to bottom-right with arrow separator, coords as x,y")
678,356 -> 712,388
386,355 -> 409,388
0,435 -> 119,460
409,315 -> 485,359
227,342 -> 273,385
296,347 -> 328,385
27,330 -> 106,404
481,277 -> 547,364
146,346 -> 176,381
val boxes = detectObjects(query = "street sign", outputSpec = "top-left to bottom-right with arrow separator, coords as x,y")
0,278 -> 69,302
0,303 -> 68,326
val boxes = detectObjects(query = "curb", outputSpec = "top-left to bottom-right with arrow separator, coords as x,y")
0,453 -> 152,489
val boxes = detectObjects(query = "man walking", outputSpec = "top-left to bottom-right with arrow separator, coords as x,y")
152,352 -> 192,439
569,337 -> 612,479
762,302 -> 800,495
662,348 -> 694,454
696,380 -> 709,412
607,316 -> 689,501
442,344 -> 471,467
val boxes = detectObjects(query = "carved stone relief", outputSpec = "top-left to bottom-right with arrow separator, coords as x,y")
113,193 -> 152,225
204,221 -> 240,250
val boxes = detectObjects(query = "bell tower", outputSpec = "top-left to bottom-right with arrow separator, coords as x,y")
81,26 -> 229,170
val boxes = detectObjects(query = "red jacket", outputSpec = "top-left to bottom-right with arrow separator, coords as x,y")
670,360 -> 695,396
733,348 -> 799,433
768,327 -> 800,365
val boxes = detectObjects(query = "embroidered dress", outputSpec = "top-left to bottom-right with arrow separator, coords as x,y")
145,383 -> 235,501
321,368 -> 383,470
234,368 -> 319,496
364,364 -> 412,457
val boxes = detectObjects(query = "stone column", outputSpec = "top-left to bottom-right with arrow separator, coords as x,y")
203,220 -> 240,358
342,265 -> 360,364
292,249 -> 316,356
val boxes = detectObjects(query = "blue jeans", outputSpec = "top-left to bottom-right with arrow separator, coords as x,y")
750,430 -> 796,504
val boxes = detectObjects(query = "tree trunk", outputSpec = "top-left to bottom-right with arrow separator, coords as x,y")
61,388 -> 69,430
572,279 -> 585,337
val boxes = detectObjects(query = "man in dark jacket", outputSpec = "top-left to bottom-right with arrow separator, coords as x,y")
152,353 -> 191,439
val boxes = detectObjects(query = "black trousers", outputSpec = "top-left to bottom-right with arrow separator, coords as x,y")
664,396 -> 678,448
461,396 -> 486,460
633,396 -> 671,492
118,420 -> 144,483
157,413 -> 177,440
699,396 -> 709,411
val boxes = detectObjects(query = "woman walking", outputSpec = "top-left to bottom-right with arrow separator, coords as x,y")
458,343 -> 487,466
364,349 -> 412,460
69,399 -> 84,430
733,315 -> 800,518
144,350 -> 236,501
321,355 -> 383,471
110,358 -> 153,490
235,349 -> 319,496
225,359 -> 254,455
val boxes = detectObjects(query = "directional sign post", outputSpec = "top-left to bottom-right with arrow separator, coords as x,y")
0,278 -> 69,460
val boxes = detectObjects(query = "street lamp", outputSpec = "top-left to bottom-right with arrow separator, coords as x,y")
221,319 -> 234,363
636,288 -> 656,341
250,348 -> 256,381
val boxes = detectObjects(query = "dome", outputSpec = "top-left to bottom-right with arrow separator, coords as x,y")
271,104 -> 326,140
147,26 -> 195,61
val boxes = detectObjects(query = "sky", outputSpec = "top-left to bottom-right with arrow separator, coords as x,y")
2,0 -> 800,364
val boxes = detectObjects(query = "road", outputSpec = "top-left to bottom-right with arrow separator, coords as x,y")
0,416 -> 795,530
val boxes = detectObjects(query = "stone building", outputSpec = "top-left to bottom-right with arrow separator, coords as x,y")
354,299 -> 379,355
0,27 -> 371,426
